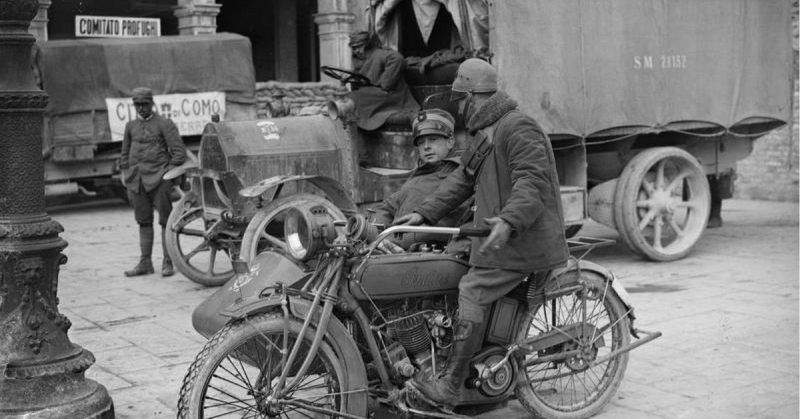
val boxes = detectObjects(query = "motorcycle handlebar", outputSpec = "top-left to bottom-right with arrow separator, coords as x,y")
364,224 -> 491,253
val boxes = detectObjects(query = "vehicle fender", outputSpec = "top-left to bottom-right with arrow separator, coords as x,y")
239,174 -> 357,215
548,259 -> 635,320
163,161 -> 199,180
221,292 -> 368,411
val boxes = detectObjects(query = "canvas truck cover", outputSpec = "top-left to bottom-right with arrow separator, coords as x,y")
491,0 -> 793,139
39,33 -> 256,145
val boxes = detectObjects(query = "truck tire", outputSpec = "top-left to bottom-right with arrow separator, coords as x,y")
613,147 -> 710,261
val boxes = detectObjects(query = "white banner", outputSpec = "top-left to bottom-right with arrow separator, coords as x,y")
106,92 -> 226,142
75,15 -> 160,38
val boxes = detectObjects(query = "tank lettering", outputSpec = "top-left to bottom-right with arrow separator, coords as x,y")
399,267 -> 447,289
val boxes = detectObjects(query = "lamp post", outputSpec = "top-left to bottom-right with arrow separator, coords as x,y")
0,0 -> 114,417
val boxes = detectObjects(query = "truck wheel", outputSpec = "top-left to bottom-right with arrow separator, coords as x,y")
240,194 -> 345,263
165,192 -> 234,286
613,147 -> 710,261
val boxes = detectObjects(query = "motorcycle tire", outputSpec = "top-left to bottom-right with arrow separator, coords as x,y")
177,312 -> 368,419
515,269 -> 631,419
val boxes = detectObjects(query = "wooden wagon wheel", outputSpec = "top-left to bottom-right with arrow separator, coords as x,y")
165,191 -> 235,286
613,147 -> 710,261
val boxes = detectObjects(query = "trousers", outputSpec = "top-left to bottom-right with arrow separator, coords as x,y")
457,266 -> 531,323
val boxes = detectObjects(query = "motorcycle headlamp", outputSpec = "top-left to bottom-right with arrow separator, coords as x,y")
283,204 -> 337,261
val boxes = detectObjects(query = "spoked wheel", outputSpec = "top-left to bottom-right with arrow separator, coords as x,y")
240,194 -> 345,263
177,313 -> 367,419
516,270 -> 631,419
614,147 -> 710,261
165,192 -> 235,286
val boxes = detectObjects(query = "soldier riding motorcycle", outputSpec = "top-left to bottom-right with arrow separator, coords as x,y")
177,209 -> 660,418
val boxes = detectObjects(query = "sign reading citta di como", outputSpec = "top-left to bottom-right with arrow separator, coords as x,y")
75,15 -> 160,38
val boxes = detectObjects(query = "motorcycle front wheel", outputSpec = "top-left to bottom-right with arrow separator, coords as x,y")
178,312 -> 368,418
515,270 -> 631,419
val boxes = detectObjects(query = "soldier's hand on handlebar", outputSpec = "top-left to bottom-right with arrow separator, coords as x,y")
478,217 -> 512,255
392,212 -> 425,226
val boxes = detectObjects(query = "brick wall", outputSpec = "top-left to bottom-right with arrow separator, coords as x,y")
735,1 -> 799,202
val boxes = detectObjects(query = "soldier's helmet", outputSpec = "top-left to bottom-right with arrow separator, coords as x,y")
412,109 -> 455,146
451,58 -> 498,94
132,87 -> 154,104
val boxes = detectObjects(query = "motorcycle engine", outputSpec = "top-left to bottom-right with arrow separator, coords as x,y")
377,299 -> 456,379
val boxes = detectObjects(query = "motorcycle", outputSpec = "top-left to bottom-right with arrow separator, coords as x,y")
177,203 -> 661,418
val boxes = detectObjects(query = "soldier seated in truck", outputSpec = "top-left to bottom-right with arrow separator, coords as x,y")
348,30 -> 420,131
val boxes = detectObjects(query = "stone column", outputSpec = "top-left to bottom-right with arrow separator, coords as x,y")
27,0 -> 50,41
314,0 -> 355,80
174,0 -> 221,36
0,1 -> 114,417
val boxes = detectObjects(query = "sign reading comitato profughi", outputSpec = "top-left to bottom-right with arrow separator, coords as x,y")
75,15 -> 160,38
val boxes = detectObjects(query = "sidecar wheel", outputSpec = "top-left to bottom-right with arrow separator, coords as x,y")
165,192 -> 235,287
177,312 -> 368,419
515,270 -> 630,419
240,194 -> 345,263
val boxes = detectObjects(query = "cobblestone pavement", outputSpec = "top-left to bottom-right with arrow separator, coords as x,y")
50,198 -> 798,418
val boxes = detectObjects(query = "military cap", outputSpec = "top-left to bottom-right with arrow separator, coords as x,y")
412,109 -> 455,145
132,87 -> 154,104
348,30 -> 372,47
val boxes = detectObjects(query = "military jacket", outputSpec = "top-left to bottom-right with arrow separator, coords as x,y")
120,113 -> 186,193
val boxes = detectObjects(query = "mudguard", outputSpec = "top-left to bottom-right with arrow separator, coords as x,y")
214,274 -> 369,416
548,259 -> 636,321
191,251 -> 306,338
238,174 -> 358,215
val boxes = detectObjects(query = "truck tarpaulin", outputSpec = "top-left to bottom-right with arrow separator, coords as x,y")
491,0 -> 793,139
38,33 -> 256,144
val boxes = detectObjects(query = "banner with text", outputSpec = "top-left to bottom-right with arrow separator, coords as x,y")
106,92 -> 226,142
75,15 -> 160,38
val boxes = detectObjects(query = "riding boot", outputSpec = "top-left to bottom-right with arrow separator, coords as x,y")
161,227 -> 174,277
125,225 -> 154,276
407,319 -> 487,411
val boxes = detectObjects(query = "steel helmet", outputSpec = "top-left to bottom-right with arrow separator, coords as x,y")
412,109 -> 455,145
451,58 -> 497,93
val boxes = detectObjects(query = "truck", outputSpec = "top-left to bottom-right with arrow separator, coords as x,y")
160,0 -> 793,285
37,32 -> 257,200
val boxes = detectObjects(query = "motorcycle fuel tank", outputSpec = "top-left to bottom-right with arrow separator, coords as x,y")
350,252 -> 469,300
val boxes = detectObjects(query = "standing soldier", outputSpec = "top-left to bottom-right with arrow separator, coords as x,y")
119,87 -> 186,277
395,58 -> 569,412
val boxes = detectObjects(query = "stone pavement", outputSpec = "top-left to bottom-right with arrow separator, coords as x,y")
49,198 -> 798,419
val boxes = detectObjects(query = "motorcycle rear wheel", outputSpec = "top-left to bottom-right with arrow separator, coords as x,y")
178,313 -> 368,418
515,270 -> 630,419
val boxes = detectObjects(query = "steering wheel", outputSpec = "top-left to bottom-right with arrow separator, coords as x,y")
321,65 -> 373,88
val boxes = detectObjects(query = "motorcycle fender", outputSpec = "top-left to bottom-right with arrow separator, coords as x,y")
550,260 -> 636,321
220,293 -> 369,414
